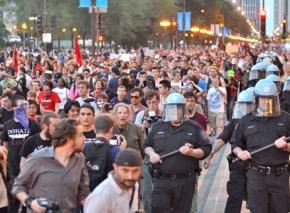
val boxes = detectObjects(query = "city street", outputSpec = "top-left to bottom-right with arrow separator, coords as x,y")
198,142 -> 249,213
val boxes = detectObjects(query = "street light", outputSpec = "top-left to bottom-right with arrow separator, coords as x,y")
71,27 -> 77,48
21,23 -> 28,48
191,27 -> 200,32
62,28 -> 66,33
160,20 -> 171,28
159,20 -> 171,48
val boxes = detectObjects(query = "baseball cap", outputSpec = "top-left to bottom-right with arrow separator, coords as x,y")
115,148 -> 142,167
228,70 -> 235,78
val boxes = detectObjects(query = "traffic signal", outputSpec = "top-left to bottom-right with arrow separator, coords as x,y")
98,35 -> 104,41
50,15 -> 57,30
36,15 -> 43,32
260,10 -> 266,38
282,19 -> 287,39
98,14 -> 102,33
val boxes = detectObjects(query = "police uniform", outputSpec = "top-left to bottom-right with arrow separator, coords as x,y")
231,111 -> 290,213
144,120 -> 211,213
219,119 -> 247,213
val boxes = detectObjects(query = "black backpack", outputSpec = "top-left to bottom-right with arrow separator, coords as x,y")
83,140 -> 112,191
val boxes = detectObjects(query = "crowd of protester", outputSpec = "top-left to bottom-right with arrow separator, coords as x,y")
0,43 -> 289,212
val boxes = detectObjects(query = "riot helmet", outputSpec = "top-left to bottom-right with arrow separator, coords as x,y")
249,62 -> 266,81
163,92 -> 186,123
232,87 -> 255,119
266,64 -> 280,77
266,74 -> 281,92
254,79 -> 280,117
283,76 -> 290,91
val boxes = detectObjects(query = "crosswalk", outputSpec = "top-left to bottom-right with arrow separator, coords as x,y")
197,144 -> 249,213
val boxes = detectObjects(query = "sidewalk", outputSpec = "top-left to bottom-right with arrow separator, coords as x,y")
197,143 -> 249,213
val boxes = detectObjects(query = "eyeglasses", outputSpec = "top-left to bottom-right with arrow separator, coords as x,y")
130,96 -> 140,99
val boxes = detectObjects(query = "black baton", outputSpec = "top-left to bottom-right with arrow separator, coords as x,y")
160,144 -> 193,160
232,137 -> 290,163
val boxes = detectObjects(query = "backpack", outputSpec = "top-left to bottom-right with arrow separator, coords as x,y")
83,140 -> 112,191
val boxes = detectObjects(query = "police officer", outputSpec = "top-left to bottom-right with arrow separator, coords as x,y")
247,62 -> 265,88
144,93 -> 212,213
231,79 -> 290,213
204,87 -> 255,213
266,64 -> 280,77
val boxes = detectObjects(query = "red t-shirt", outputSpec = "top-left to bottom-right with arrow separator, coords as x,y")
38,91 -> 61,112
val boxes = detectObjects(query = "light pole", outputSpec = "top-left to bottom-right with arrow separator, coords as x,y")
71,27 -> 77,48
160,19 -> 171,49
29,16 -> 37,48
91,0 -> 97,56
21,23 -> 28,48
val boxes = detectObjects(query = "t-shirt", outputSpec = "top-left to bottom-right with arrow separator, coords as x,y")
197,79 -> 207,92
189,112 -> 207,131
0,108 -> 14,125
83,130 -> 97,146
38,91 -> 61,112
76,96 -> 98,112
206,87 -> 226,113
2,119 -> 41,177
180,68 -> 189,78
52,87 -> 70,110
20,133 -> 51,158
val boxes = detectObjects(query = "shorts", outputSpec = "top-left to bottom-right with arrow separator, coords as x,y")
208,111 -> 225,128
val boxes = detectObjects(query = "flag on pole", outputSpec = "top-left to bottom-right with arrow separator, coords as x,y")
12,44 -> 18,73
74,35 -> 82,65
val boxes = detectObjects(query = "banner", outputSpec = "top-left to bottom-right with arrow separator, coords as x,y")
79,0 -> 108,8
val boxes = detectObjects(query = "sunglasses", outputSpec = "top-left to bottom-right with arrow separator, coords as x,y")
130,96 -> 140,99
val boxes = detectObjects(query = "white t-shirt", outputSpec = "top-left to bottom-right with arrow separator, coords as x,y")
52,87 -> 70,109
206,87 -> 226,113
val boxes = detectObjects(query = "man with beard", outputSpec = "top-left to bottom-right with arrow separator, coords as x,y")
84,148 -> 142,213
12,119 -> 90,212
19,112 -> 60,169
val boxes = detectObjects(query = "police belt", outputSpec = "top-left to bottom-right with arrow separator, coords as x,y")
249,163 -> 288,176
158,171 -> 195,180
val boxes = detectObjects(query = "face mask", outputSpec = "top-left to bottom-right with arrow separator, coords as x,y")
14,105 -> 29,129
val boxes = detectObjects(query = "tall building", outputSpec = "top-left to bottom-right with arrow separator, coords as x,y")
232,0 -> 261,28
231,0 -> 289,37
270,0 -> 289,36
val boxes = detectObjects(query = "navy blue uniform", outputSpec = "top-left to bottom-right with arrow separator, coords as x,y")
231,112 -> 290,213
144,120 -> 211,213
217,119 -> 247,213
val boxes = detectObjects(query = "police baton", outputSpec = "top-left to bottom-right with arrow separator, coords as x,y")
160,144 -> 193,160
232,137 -> 290,163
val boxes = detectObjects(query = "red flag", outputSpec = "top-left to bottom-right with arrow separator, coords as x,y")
12,44 -> 18,73
74,35 -> 82,65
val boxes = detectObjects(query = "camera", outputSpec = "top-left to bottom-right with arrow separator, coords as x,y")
37,198 -> 59,213
109,135 -> 124,146
143,111 -> 160,125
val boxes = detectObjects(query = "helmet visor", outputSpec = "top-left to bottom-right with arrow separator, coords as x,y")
249,70 -> 258,81
266,71 -> 280,77
232,102 -> 255,119
254,96 -> 280,117
283,81 -> 290,91
163,104 -> 185,122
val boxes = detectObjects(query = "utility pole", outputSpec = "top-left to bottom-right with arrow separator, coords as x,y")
43,0 -> 47,51
91,0 -> 96,57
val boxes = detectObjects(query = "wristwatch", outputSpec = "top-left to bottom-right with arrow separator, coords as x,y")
23,197 -> 34,208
